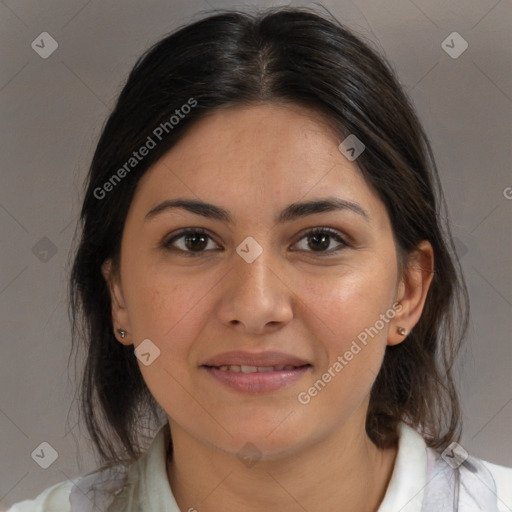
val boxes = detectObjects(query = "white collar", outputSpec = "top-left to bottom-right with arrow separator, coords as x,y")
134,421 -> 428,511
377,422 -> 428,512
136,423 -> 180,511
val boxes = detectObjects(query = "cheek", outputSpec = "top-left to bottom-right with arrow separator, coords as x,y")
306,263 -> 396,342
124,274 -> 210,415
299,265 -> 396,398
123,267 -> 220,377
122,251 -> 202,334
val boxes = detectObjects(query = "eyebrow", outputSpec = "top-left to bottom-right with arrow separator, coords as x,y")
145,197 -> 370,225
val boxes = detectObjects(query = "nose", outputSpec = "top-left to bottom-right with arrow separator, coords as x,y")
216,247 -> 294,335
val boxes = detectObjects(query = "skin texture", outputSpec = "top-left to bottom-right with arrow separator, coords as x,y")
103,103 -> 434,512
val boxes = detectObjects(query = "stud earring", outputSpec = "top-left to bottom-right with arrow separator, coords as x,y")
117,328 -> 127,340
397,326 -> 408,336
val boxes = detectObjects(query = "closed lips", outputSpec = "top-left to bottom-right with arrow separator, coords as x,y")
206,364 -> 311,373
201,350 -> 311,368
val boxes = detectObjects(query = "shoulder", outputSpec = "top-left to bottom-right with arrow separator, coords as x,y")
425,445 -> 512,512
5,479 -> 74,512
5,425 -> 171,512
5,465 -> 129,512
480,459 -> 512,512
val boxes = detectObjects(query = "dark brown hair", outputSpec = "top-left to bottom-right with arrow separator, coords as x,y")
69,5 -> 469,465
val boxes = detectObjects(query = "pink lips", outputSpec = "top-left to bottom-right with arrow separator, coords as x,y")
201,350 -> 312,393
201,350 -> 310,368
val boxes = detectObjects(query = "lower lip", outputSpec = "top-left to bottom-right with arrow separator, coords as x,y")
201,365 -> 311,393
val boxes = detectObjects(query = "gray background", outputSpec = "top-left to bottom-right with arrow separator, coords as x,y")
0,0 -> 510,508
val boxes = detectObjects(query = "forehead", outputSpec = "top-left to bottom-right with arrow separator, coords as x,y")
130,103 -> 387,225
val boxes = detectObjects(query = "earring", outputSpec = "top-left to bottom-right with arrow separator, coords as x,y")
117,328 -> 127,340
397,326 -> 408,336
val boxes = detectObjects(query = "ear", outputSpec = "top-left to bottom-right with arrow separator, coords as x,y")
388,240 -> 434,346
102,258 -> 133,345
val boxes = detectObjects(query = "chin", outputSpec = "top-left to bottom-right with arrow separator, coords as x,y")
218,419 -> 313,458
216,434 -> 304,464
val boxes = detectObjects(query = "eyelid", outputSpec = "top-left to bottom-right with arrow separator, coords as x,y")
293,227 -> 350,251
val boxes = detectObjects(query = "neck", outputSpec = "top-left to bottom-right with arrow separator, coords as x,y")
166,415 -> 398,512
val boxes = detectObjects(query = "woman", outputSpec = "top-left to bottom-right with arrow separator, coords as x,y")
8,6 -> 511,512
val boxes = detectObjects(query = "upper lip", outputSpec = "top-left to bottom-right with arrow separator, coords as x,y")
201,350 -> 311,368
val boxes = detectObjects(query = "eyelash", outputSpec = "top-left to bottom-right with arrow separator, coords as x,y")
162,227 -> 350,257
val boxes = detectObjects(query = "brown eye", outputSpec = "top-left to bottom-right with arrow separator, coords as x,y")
163,229 -> 219,256
293,228 -> 349,255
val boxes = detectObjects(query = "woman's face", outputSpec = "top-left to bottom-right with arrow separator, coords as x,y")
104,103 -> 430,459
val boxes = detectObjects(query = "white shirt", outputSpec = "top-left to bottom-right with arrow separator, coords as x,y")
6,422 -> 512,512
